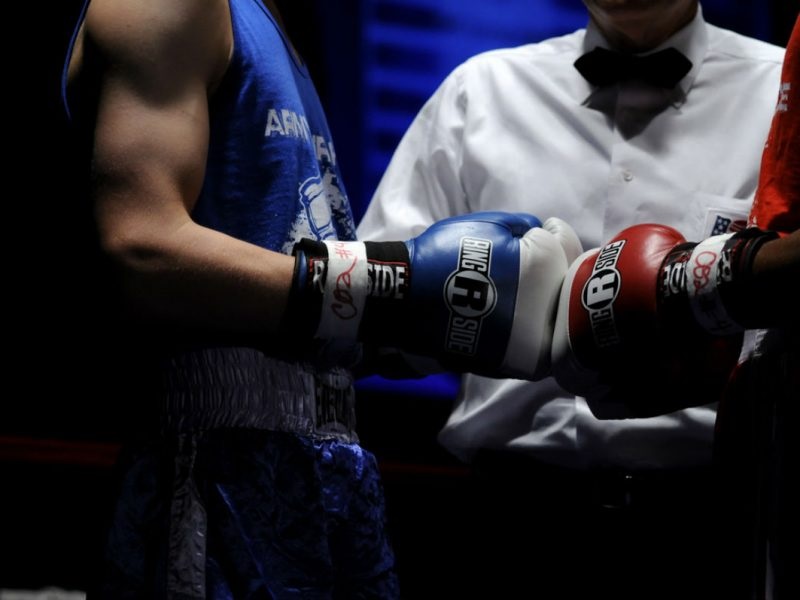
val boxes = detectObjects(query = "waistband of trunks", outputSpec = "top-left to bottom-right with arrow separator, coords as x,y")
159,346 -> 358,442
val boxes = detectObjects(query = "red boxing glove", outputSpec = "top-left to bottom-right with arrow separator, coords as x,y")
551,223 -> 774,417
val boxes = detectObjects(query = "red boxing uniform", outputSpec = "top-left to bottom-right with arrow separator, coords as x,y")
749,15 -> 800,234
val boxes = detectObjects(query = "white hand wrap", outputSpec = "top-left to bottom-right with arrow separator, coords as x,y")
685,234 -> 742,335
316,241 -> 369,340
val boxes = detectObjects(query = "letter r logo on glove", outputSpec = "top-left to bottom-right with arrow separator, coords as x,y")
448,272 -> 495,315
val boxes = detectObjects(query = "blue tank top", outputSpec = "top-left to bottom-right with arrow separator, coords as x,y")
196,0 -> 357,252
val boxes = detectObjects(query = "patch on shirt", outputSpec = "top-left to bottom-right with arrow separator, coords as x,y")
704,209 -> 748,237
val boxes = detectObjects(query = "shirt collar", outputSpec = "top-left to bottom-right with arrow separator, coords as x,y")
580,4 -> 708,102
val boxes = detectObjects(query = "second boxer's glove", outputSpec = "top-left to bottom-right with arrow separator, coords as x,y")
551,223 -> 776,416
290,212 -> 581,380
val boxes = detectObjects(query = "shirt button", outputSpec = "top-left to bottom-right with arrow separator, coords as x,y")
622,170 -> 634,182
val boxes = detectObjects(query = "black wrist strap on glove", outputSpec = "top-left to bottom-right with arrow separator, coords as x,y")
360,241 -> 412,345
287,239 -> 410,343
286,238 -> 328,341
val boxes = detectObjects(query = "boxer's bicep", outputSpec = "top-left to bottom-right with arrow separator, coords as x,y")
86,0 -> 229,251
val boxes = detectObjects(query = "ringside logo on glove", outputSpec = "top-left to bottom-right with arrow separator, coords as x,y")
367,260 -> 408,299
444,237 -> 498,356
580,239 -> 626,349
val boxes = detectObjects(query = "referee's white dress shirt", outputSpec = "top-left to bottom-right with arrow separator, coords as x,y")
357,7 -> 784,469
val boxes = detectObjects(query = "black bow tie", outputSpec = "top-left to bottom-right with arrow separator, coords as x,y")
574,47 -> 692,88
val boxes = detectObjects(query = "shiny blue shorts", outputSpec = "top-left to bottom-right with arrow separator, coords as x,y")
96,430 -> 399,599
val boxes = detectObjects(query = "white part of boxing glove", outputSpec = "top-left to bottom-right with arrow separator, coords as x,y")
503,217 -> 583,379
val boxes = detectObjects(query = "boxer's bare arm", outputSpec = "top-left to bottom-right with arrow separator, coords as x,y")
78,0 -> 295,334
747,229 -> 800,327
753,230 -> 800,275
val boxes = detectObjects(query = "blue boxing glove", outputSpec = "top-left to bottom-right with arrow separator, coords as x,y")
290,212 -> 581,380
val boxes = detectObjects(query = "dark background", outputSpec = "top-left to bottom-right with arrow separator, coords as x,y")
2,0 -> 796,595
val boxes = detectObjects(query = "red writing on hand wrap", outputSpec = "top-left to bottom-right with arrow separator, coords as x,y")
331,242 -> 359,320
691,250 -> 717,292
